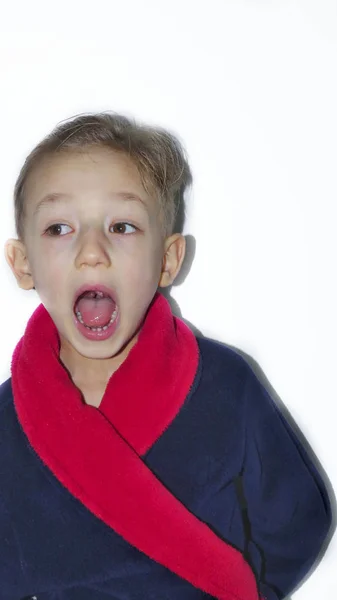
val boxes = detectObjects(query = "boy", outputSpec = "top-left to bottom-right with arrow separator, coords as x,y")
0,112 -> 332,600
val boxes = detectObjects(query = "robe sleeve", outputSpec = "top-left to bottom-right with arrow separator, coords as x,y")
240,366 -> 332,600
0,490 -> 23,600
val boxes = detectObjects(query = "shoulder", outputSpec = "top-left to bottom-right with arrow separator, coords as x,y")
191,334 -> 256,429
0,377 -> 13,413
195,334 -> 252,385
194,334 -> 272,422
0,377 -> 20,453
0,377 -> 13,411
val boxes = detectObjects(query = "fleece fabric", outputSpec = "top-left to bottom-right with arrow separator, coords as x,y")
0,291 -> 332,600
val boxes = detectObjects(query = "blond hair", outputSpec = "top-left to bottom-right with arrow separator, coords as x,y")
14,112 -> 193,243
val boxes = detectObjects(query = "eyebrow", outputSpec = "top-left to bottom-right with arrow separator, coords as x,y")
33,191 -> 148,217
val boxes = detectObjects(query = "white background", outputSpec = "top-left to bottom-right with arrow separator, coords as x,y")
0,1 -> 336,598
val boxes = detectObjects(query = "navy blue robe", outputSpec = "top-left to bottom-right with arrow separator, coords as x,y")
0,334 -> 331,600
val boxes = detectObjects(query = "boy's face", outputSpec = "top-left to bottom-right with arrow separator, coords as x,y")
5,147 -> 185,385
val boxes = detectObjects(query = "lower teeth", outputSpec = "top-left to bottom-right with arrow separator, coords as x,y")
75,308 -> 117,331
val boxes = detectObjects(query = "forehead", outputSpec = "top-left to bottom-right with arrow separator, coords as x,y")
25,147 -> 154,202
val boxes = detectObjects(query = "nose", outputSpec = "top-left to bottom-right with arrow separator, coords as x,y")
75,229 -> 112,268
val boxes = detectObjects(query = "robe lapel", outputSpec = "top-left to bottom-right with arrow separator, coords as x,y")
11,292 -> 261,600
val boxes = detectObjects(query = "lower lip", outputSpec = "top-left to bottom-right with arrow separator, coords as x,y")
73,308 -> 119,341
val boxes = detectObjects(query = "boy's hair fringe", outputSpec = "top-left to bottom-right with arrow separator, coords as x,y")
14,112 -> 193,243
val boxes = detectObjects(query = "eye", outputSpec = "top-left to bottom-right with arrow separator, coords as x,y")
44,224 -> 71,236
44,222 -> 138,236
111,222 -> 138,235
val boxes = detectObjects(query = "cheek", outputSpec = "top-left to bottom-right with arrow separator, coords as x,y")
130,246 -> 163,279
41,261 -> 64,285
31,258 -> 65,302
125,262 -> 157,288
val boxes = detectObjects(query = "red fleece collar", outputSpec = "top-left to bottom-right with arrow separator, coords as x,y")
11,291 -> 261,600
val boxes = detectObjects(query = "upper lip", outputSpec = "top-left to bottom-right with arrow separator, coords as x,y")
73,284 -> 118,308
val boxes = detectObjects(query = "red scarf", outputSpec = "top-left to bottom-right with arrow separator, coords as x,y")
11,291 -> 261,600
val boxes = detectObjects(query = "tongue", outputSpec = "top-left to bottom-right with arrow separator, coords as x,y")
75,297 -> 116,328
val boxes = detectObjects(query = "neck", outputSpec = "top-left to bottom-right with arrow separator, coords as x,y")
59,331 -> 140,393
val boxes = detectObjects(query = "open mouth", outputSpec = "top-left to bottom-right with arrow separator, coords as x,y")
72,285 -> 119,338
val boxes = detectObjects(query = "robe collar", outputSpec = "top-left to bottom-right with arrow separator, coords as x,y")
11,291 -> 261,600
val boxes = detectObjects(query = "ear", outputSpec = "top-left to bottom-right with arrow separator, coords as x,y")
158,234 -> 186,289
4,239 -> 35,291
